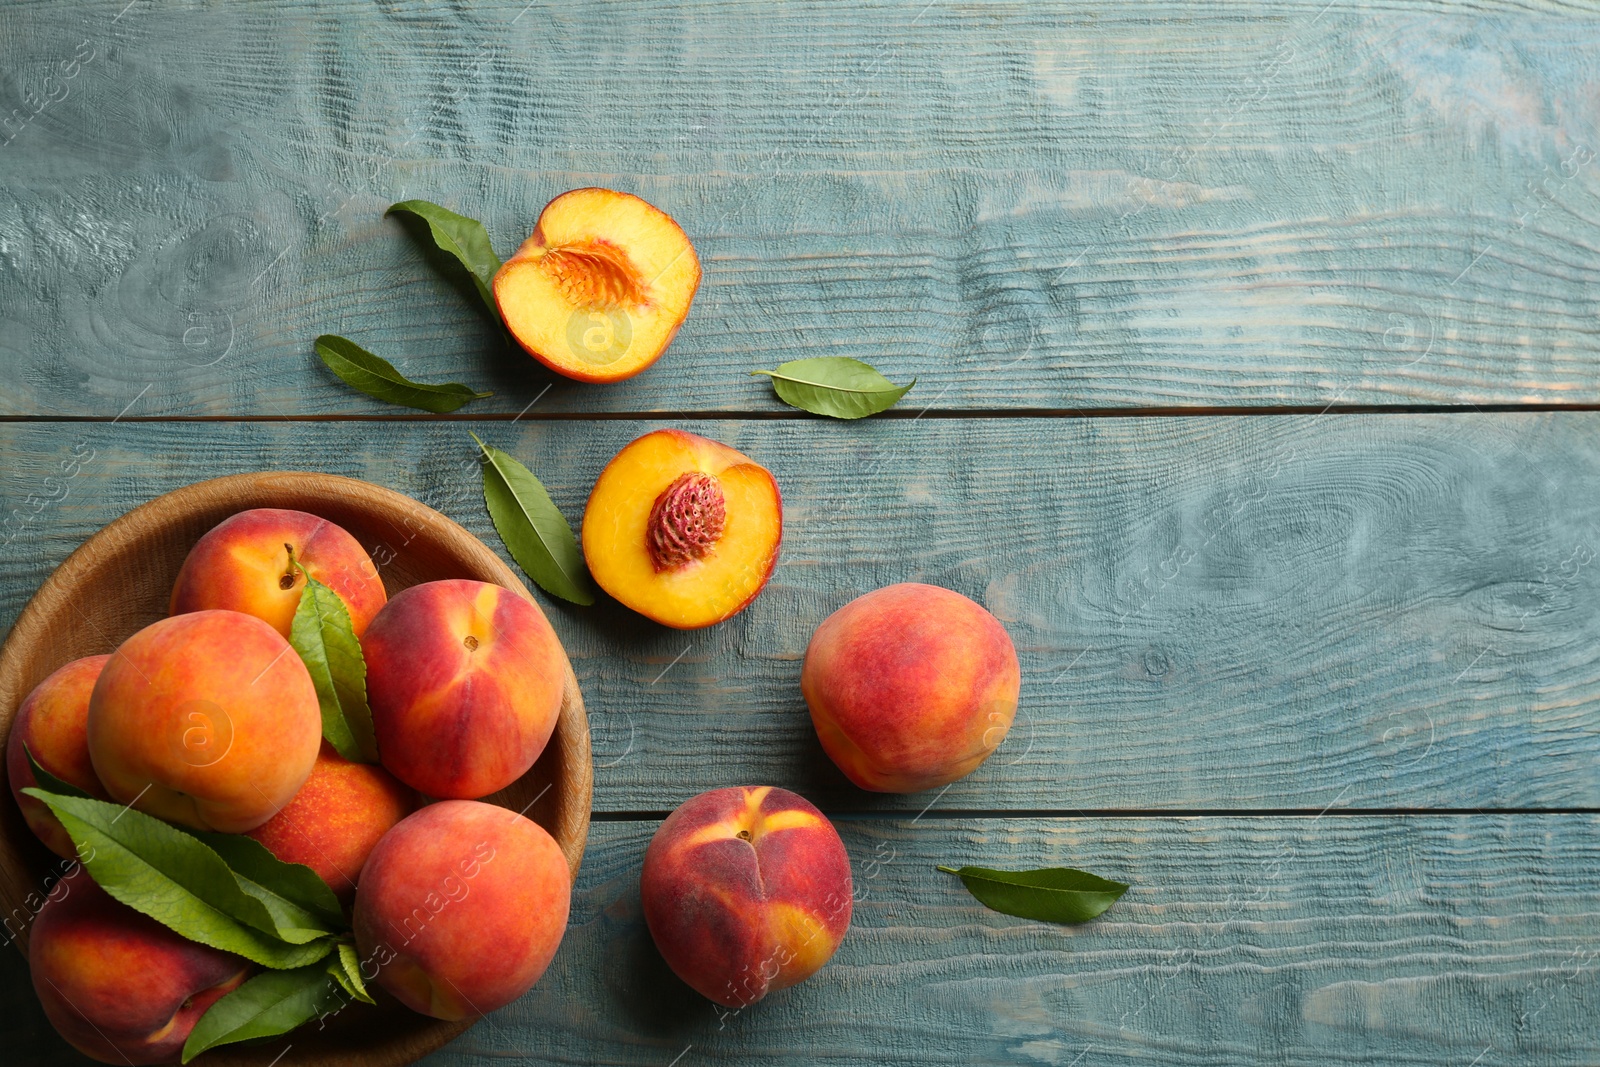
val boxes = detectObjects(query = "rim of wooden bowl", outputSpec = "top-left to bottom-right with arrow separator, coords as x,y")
0,471 -> 592,1067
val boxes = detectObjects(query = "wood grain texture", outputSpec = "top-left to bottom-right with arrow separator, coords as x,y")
1,415 -> 1595,812
11,814 -> 1595,1066
0,472 -> 593,1067
3,2 -> 1594,1064
3,1 -> 1600,415
449,815 -> 1600,1066
213,813 -> 1600,1066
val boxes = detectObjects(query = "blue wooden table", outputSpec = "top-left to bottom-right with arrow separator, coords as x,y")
4,1 -> 1599,1063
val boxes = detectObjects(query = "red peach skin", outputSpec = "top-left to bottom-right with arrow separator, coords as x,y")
362,580 -> 564,799
246,743 -> 416,902
169,507 -> 387,637
352,800 -> 571,1020
802,583 -> 1021,793
641,786 -> 852,1008
30,870 -> 250,1065
5,655 -> 111,858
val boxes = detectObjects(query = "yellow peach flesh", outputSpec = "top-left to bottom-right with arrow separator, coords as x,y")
493,188 -> 700,382
583,429 -> 781,629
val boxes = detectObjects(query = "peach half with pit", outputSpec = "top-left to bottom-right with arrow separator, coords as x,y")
361,579 -> 565,800
5,655 -> 111,859
29,870 -> 251,1065
640,786 -> 851,1008
352,799 -> 571,1020
582,429 -> 782,629
492,187 -> 701,382
802,583 -> 1021,793
169,507 -> 388,638
87,609 -> 323,833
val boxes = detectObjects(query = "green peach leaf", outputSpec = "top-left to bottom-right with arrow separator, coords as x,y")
181,963 -> 345,1063
329,942 -> 376,1005
316,334 -> 492,414
193,831 -> 345,937
23,790 -> 336,966
289,569 -> 379,764
386,199 -> 503,321
23,743 -> 92,800
938,864 -> 1128,925
472,432 -> 596,605
751,357 -> 915,419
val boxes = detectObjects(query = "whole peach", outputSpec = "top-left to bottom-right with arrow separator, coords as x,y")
802,583 -> 1021,793
88,609 -> 322,833
246,743 -> 416,902
352,800 -> 571,1020
169,507 -> 387,637
641,786 -> 852,1008
362,580 -> 564,799
30,870 -> 250,1065
6,655 -> 111,858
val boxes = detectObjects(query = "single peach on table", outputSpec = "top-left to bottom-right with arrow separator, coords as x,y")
30,870 -> 251,1065
353,799 -> 571,1020
169,507 -> 388,637
583,429 -> 782,629
6,655 -> 111,859
802,583 -> 1021,793
246,742 -> 416,903
88,609 -> 323,833
641,786 -> 851,1008
492,187 -> 700,382
362,579 -> 564,800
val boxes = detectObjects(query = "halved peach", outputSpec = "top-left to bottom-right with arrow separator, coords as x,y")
582,429 -> 781,629
492,188 -> 700,382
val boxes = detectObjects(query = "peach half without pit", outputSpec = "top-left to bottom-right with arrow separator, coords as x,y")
492,188 -> 701,382
169,507 -> 388,638
640,786 -> 852,1008
582,429 -> 782,629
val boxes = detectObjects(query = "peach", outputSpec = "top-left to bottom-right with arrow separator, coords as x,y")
88,609 -> 323,833
30,870 -> 250,1065
246,743 -> 416,903
362,580 -> 564,799
802,583 -> 1021,793
492,188 -> 701,382
641,785 -> 851,1008
582,429 -> 782,629
169,507 -> 388,638
352,799 -> 570,1020
6,655 -> 111,858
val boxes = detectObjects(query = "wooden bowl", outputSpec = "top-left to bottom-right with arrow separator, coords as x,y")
0,472 -> 592,1066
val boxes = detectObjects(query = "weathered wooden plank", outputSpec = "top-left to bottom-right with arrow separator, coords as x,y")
6,816 -> 1597,1065
452,815 -> 1600,1066
2,414 -> 1596,811
3,1 -> 1599,415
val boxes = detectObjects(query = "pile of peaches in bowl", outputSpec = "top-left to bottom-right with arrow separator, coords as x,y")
8,504 -> 575,1064
3,433 -> 1021,1061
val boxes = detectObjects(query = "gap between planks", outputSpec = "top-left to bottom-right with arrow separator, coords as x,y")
592,806 -> 1600,822
3,402 -> 1600,423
